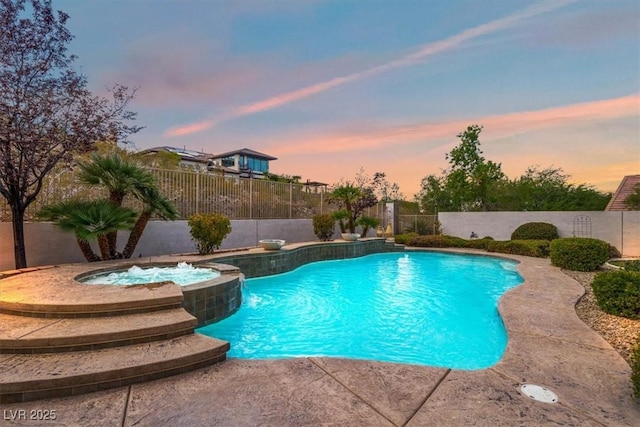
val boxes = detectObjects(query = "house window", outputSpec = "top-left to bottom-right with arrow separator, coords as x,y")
246,157 -> 268,172
221,157 -> 235,167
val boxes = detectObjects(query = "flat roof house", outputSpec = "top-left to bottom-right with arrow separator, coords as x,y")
208,148 -> 277,179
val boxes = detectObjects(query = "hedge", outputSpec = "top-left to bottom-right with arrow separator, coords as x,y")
550,238 -> 610,271
487,240 -> 550,258
591,270 -> 640,319
632,338 -> 640,399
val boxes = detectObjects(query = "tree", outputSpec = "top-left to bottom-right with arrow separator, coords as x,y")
76,152 -> 178,259
38,199 -> 137,262
0,0 -> 140,268
625,184 -> 640,210
445,125 -> 504,211
418,125 -> 504,212
328,170 -> 381,233
77,153 -> 156,257
39,152 -> 178,261
495,166 -> 611,211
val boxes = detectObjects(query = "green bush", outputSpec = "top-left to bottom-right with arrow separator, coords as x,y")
187,213 -> 232,255
510,222 -> 559,241
550,238 -> 610,271
487,240 -> 550,258
394,232 -> 418,245
624,260 -> 640,272
591,270 -> 640,319
632,337 -> 640,399
312,213 -> 335,241
407,235 -> 468,248
465,237 -> 494,250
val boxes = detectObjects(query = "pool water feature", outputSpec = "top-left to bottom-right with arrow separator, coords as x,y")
198,252 -> 523,369
81,262 -> 221,286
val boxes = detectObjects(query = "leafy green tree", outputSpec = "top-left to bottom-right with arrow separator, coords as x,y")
625,184 -> 640,210
0,0 -> 140,268
418,125 -> 504,212
495,166 -> 610,211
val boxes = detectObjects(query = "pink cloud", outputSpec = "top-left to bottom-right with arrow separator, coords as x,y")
164,0 -> 577,137
265,94 -> 639,156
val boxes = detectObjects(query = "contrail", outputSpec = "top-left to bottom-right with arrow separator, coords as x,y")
164,0 -> 577,138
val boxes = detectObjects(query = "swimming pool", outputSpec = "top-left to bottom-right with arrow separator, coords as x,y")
197,252 -> 523,369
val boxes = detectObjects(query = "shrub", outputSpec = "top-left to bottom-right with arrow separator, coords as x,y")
632,337 -> 640,399
407,235 -> 468,248
550,238 -> 610,271
624,260 -> 640,272
465,237 -> 494,250
487,240 -> 550,258
609,245 -> 622,259
394,232 -> 418,245
591,270 -> 640,319
510,222 -> 559,241
313,213 -> 335,241
188,213 -> 232,255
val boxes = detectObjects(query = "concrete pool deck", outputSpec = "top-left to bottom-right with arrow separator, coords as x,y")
1,248 -> 638,426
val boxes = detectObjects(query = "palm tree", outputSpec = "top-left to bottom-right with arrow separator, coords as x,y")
328,184 -> 362,233
76,153 -> 160,257
122,186 -> 179,258
38,200 -> 137,261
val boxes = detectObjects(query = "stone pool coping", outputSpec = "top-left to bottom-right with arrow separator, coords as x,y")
1,245 -> 638,425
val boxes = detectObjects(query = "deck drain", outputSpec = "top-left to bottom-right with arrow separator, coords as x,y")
519,384 -> 558,403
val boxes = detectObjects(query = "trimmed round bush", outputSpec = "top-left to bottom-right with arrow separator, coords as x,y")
511,222 -> 559,241
550,238 -> 610,271
591,270 -> 640,319
188,213 -> 232,255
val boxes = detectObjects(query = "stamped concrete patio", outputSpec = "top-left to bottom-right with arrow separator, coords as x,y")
1,249 -> 638,426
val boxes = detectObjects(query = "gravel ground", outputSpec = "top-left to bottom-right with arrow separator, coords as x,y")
566,270 -> 640,366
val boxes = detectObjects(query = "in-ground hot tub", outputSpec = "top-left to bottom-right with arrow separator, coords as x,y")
76,262 -> 243,326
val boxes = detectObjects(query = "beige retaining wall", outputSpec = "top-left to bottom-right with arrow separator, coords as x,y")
0,219 -> 342,271
439,211 -> 640,257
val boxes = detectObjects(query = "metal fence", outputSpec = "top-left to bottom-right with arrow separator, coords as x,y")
0,167 -> 388,222
397,214 -> 439,235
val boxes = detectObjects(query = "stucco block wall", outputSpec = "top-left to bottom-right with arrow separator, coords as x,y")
0,219 -> 340,271
439,211 -> 640,257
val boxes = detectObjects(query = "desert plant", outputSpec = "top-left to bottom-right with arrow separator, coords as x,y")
331,210 -> 349,234
591,270 -> 640,319
510,222 -> 559,241
550,238 -> 610,271
188,213 -> 232,255
38,200 -> 137,261
357,216 -> 379,237
313,213 -> 335,241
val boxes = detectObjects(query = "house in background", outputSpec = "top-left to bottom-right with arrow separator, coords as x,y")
605,174 -> 640,211
208,148 -> 277,179
137,146 -> 213,172
138,146 -> 279,179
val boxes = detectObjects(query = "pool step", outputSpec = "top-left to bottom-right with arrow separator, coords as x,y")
0,333 -> 229,404
0,309 -> 198,353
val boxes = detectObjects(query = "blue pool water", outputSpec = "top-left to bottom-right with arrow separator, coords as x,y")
197,252 -> 523,369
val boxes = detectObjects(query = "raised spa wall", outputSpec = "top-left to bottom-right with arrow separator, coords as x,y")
188,239 -> 400,327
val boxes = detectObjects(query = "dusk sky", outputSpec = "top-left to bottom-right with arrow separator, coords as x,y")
58,0 -> 639,198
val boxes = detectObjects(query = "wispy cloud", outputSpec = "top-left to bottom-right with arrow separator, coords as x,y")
266,94 -> 639,156
164,0 -> 577,138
